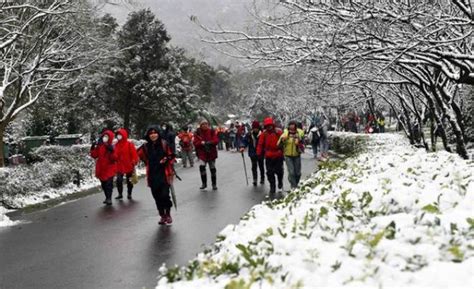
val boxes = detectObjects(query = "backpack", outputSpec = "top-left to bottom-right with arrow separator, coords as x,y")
181,133 -> 192,149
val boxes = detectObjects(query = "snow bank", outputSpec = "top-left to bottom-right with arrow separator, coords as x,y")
0,206 -> 18,227
0,142 -> 146,226
156,133 -> 474,289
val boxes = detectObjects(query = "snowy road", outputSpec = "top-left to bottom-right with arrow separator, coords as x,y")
0,150 -> 317,289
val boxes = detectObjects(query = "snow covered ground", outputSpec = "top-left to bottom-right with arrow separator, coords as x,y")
0,142 -> 148,227
156,133 -> 474,289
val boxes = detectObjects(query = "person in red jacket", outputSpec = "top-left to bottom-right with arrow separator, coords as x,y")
177,127 -> 194,168
193,119 -> 219,190
114,128 -> 139,200
137,126 -> 176,225
256,117 -> 284,194
90,129 -> 118,205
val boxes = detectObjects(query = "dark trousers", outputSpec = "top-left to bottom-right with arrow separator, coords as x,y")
250,156 -> 265,182
150,184 -> 172,214
101,177 -> 114,199
116,172 -> 133,195
265,157 -> 284,192
311,140 -> 319,157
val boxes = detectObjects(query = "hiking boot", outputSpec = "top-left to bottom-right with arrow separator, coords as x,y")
158,216 -> 166,225
115,195 -> 123,200
165,215 -> 173,225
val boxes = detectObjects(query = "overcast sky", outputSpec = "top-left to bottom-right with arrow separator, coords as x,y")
100,0 -> 255,68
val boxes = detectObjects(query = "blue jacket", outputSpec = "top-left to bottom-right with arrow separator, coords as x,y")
241,131 -> 261,158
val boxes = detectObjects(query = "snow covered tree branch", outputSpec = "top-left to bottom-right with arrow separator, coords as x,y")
0,1 -> 114,166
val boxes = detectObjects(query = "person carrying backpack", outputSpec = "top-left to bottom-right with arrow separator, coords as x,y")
256,117 -> 284,194
193,119 -> 219,190
90,129 -> 118,205
178,127 -> 194,168
137,126 -> 176,225
240,120 -> 265,186
114,128 -> 139,199
278,120 -> 304,189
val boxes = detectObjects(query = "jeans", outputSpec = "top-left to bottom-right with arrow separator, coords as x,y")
285,156 -> 301,189
181,150 -> 194,167
320,133 -> 328,154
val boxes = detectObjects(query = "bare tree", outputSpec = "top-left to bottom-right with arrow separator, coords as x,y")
194,0 -> 473,158
0,1 -> 113,166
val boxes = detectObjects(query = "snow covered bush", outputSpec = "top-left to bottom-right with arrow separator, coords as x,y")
329,132 -> 369,156
156,133 -> 474,289
0,145 -> 95,208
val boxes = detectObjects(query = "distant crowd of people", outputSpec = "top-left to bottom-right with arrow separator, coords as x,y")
90,111 -> 387,226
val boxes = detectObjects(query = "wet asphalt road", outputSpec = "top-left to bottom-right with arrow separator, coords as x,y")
0,150 -> 317,289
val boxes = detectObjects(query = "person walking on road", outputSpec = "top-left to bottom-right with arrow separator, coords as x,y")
308,125 -> 320,159
278,120 -> 304,189
257,117 -> 284,195
137,126 -> 176,225
178,127 -> 194,168
90,129 -> 118,206
240,120 -> 265,186
193,119 -> 219,190
114,128 -> 139,200
319,115 -> 330,160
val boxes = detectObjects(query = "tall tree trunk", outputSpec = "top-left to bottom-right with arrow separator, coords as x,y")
123,94 -> 132,130
406,86 -> 429,150
421,85 -> 451,153
429,84 -> 468,159
430,112 -> 436,151
0,125 -> 5,167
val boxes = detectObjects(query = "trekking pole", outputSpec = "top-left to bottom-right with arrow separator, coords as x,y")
241,151 -> 249,186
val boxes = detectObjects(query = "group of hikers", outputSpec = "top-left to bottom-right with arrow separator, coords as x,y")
340,111 -> 386,134
89,116 -> 333,226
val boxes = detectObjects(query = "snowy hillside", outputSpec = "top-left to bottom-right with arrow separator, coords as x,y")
156,133 -> 474,288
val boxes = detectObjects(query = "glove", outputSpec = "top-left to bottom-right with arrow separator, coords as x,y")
106,144 -> 114,152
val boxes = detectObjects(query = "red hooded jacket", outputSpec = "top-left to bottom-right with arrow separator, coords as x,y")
256,117 -> 284,159
114,128 -> 139,174
193,127 -> 219,161
90,130 -> 118,181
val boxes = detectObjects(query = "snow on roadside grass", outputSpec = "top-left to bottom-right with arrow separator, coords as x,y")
0,142 -> 147,227
0,206 -> 18,227
157,133 -> 474,289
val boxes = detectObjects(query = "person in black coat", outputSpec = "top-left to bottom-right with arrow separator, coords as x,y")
240,120 -> 265,186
